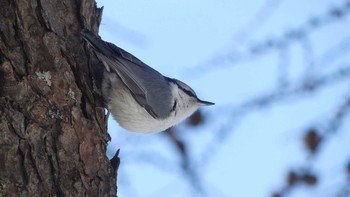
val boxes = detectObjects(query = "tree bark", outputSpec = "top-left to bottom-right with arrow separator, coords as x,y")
0,0 -> 117,196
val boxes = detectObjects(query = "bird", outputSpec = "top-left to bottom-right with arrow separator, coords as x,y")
81,29 -> 214,133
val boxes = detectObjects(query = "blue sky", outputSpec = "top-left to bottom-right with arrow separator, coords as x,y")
96,0 -> 350,196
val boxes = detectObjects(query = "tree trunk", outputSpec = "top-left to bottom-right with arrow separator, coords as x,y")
0,0 -> 117,196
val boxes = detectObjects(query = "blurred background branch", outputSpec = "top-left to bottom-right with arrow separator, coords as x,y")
101,0 -> 350,196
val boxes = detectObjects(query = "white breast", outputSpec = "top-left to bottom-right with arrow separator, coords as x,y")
106,82 -> 198,133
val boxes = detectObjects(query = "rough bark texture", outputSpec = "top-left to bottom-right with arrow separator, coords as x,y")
0,0 -> 117,196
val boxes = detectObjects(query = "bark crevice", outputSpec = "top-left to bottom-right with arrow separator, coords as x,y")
0,0 -> 116,196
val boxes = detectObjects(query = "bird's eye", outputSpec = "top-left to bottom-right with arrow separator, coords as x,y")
172,100 -> 177,111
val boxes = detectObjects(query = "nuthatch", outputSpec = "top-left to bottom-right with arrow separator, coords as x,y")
81,29 -> 214,133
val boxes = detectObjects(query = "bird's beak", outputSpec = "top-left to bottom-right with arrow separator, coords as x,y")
197,99 -> 215,106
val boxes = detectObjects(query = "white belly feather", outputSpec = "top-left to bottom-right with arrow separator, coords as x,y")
103,72 -> 199,133
107,87 -> 196,133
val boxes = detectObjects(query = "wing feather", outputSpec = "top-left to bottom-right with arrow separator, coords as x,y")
81,29 -> 172,119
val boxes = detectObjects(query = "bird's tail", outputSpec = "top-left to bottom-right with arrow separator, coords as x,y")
80,28 -> 116,59
80,28 -> 148,68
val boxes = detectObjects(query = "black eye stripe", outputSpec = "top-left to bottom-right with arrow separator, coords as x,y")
180,87 -> 196,97
165,77 -> 197,98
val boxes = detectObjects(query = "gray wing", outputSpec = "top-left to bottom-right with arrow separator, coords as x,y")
81,29 -> 173,119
